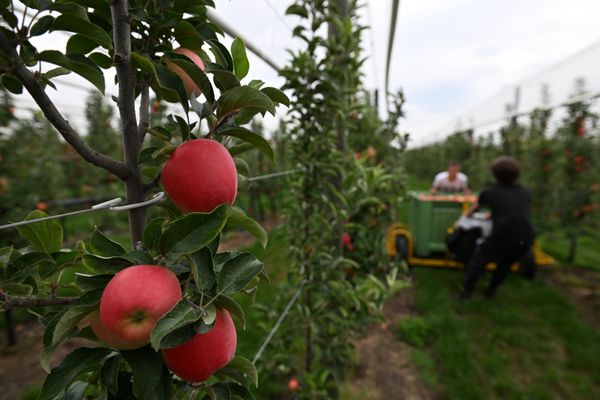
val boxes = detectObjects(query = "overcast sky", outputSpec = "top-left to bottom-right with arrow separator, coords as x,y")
13,0 -> 600,145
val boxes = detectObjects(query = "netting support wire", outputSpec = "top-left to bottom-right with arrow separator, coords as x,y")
247,168 -> 305,182
252,280 -> 306,364
0,192 -> 166,231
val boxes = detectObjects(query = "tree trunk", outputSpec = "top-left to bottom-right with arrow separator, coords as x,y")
5,309 -> 17,346
566,233 -> 578,265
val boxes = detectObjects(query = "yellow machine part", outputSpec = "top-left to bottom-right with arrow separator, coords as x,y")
386,223 -> 555,270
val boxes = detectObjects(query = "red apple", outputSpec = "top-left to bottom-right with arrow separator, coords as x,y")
167,48 -> 206,98
342,232 -> 353,252
288,377 -> 300,392
161,139 -> 238,213
88,309 -> 133,349
98,265 -> 182,350
36,201 -> 48,211
162,308 -> 237,382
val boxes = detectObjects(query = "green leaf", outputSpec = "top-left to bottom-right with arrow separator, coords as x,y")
90,227 -> 126,257
188,247 -> 215,293
39,347 -> 113,400
125,249 -> 154,265
38,50 -> 105,93
44,67 -> 70,80
214,295 -> 245,329
169,58 -> 215,103
226,207 -> 268,248
66,33 -> 99,54
231,38 -> 249,80
47,2 -> 89,20
207,39 -> 233,71
100,354 -> 120,396
142,217 -> 166,251
52,290 -> 102,346
0,9 -> 18,28
150,299 -> 203,350
29,15 -> 54,36
82,254 -> 134,274
217,127 -> 274,161
228,142 -> 255,157
50,15 -> 112,49
88,52 -> 113,69
174,115 -> 190,141
174,20 -> 204,50
286,4 -> 308,18
0,246 -> 13,268
218,356 -> 258,388
1,74 -> 22,94
261,87 -> 290,107
217,86 -> 276,119
65,381 -> 89,400
160,205 -> 228,264
74,273 -> 112,292
217,252 -> 263,295
158,324 -> 196,349
16,210 -> 62,254
207,68 -> 240,92
132,52 -> 187,109
122,347 -> 170,400
3,283 -> 33,296
154,63 -> 189,112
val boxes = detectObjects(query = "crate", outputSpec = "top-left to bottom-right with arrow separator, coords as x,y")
408,191 -> 474,257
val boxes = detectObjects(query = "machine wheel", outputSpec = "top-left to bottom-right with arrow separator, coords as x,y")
395,234 -> 409,262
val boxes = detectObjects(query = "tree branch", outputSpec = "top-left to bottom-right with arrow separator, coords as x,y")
111,0 -> 146,244
0,292 -> 79,309
138,79 -> 150,145
0,30 -> 130,180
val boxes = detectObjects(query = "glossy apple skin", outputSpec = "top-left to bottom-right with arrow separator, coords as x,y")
98,265 -> 182,350
167,48 -> 206,98
161,139 -> 238,213
89,309 -> 135,350
162,309 -> 237,382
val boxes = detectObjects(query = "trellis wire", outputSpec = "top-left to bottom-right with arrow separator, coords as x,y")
0,168 -> 304,231
252,280 -> 306,364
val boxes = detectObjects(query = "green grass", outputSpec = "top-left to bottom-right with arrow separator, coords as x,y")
405,268 -> 600,400
540,230 -> 600,271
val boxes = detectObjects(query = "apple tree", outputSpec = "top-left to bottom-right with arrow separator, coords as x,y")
249,1 -> 405,398
0,0 -> 288,398
554,93 -> 598,264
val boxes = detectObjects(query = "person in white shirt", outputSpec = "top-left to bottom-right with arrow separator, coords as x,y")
431,161 -> 469,193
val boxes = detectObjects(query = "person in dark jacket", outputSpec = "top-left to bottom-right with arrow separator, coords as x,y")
458,156 -> 534,299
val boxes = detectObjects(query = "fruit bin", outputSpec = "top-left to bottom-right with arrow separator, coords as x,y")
408,191 -> 476,257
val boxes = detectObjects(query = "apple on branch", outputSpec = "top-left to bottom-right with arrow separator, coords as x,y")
166,48 -> 206,98
92,265 -> 182,350
161,139 -> 238,213
162,308 -> 237,382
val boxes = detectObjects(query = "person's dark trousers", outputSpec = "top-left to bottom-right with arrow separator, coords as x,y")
462,237 -> 532,297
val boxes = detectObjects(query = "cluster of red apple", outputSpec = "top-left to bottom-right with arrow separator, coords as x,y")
89,47 -> 242,383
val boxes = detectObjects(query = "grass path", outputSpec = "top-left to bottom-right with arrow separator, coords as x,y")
395,268 -> 600,400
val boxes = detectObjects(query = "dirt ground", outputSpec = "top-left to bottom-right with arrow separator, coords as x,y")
345,286 -> 438,400
0,322 -> 88,400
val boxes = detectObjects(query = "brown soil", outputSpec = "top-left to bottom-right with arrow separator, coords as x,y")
347,287 -> 438,400
0,322 -> 90,400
